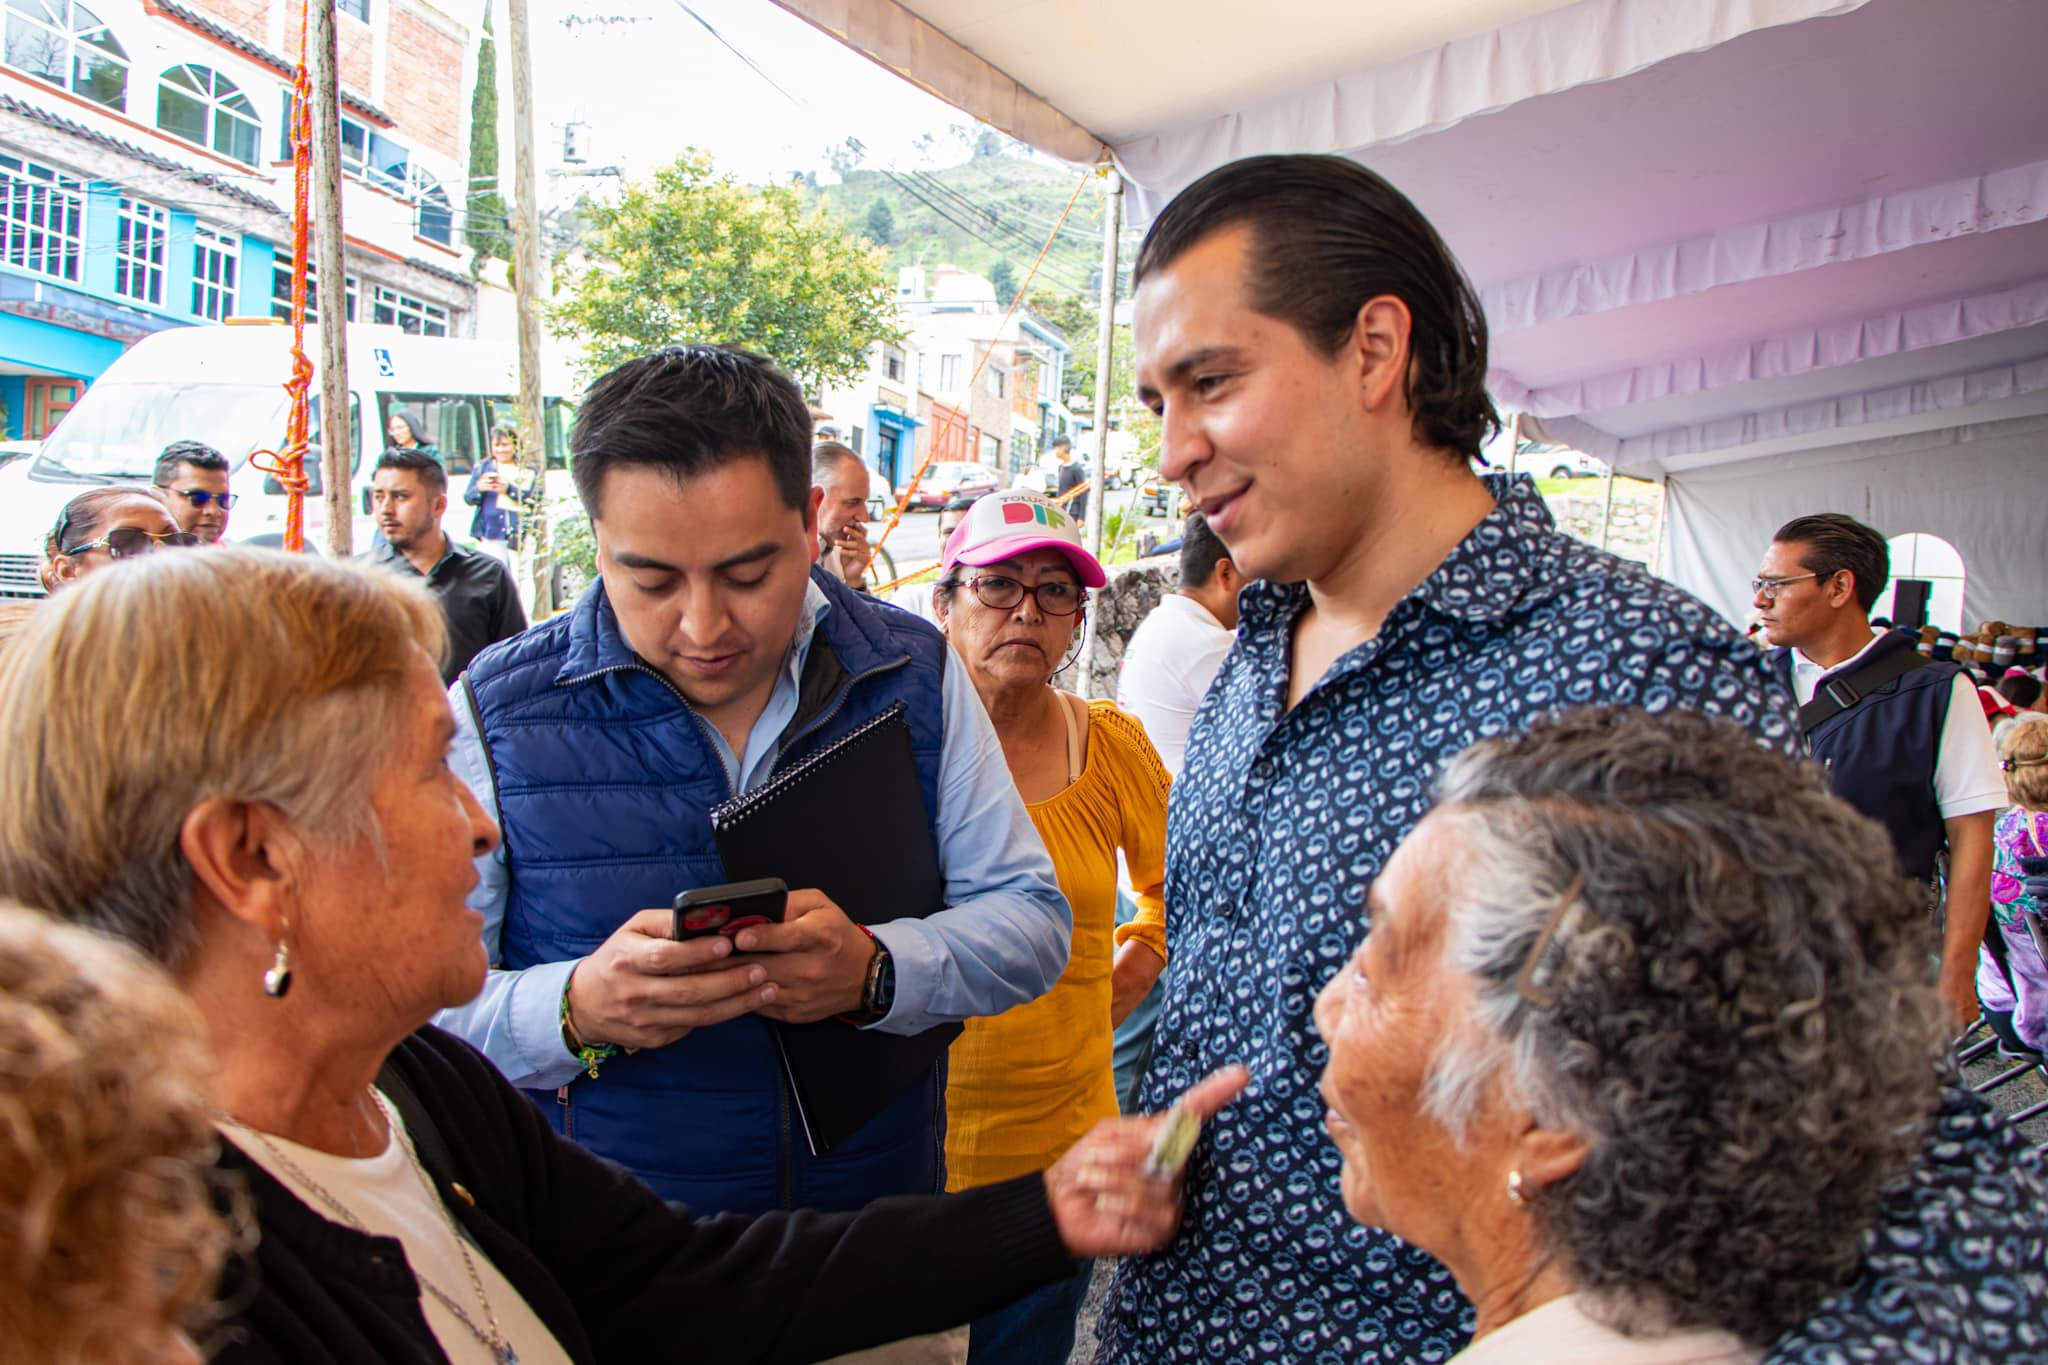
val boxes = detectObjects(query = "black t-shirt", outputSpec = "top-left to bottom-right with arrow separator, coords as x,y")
365,537 -> 527,682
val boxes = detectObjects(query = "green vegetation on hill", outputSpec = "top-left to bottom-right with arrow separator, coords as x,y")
810,153 -> 1125,302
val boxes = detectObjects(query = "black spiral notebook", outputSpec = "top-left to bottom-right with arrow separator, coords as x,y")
710,701 -> 961,1156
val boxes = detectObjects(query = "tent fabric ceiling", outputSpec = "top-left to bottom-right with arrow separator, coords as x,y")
777,0 -> 2048,485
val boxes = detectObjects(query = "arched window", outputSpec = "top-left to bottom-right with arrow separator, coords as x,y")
1877,532 -> 1966,634
410,166 -> 452,246
157,64 -> 259,166
3,0 -> 126,109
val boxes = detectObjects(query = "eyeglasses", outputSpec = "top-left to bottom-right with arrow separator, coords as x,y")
60,527 -> 202,559
170,487 -> 237,509
965,574 -> 1084,617
1750,572 -> 1822,602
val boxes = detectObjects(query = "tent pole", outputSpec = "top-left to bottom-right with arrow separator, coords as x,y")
1087,166 -> 1120,566
1597,458 -> 1618,551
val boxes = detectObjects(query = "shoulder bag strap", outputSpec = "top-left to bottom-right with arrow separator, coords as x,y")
1798,646 -> 1930,734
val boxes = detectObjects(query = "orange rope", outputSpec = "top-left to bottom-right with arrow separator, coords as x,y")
246,5 -> 316,552
871,167 -> 1099,558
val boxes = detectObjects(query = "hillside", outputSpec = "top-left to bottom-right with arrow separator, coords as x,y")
811,153 -> 1136,301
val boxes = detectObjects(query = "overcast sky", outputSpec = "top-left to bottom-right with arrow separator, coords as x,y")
523,0 -> 1002,187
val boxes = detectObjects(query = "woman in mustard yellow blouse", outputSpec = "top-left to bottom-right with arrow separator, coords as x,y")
931,490 -> 1170,1365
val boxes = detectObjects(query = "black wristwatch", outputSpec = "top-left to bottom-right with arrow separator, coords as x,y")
849,938 -> 895,1025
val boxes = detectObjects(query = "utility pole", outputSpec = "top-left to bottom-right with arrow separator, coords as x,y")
1087,164 -> 1121,567
504,0 -> 552,616
310,0 -> 351,557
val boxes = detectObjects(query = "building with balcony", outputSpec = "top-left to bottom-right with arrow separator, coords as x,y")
0,0 -> 482,437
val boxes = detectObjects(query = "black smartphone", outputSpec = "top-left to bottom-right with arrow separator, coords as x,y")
673,878 -> 788,941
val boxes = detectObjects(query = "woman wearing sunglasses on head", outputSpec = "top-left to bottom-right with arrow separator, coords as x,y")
38,487 -> 198,593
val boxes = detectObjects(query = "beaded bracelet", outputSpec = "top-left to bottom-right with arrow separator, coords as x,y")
560,973 -> 621,1080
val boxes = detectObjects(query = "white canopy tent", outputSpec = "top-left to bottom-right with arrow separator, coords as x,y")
774,0 -> 2048,629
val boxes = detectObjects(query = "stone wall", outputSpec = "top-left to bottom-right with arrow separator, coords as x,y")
1076,559 -> 1179,700
1542,481 -> 1665,566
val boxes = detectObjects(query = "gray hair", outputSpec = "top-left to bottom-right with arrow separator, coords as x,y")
1420,707 -> 1944,1346
811,440 -> 863,488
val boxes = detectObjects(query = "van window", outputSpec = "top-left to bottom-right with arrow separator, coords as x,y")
266,394 -> 360,496
484,396 -> 576,472
381,393 -> 484,474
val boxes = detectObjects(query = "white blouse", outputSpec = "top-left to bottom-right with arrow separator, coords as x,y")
1451,1294 -> 1759,1365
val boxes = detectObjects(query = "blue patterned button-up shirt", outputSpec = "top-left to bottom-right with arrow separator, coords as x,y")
1098,476 -> 2046,1363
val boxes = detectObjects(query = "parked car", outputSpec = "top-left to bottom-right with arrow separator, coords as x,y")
1533,449 -> 1607,479
0,440 -> 38,472
899,461 -> 1001,509
1138,473 -> 1184,519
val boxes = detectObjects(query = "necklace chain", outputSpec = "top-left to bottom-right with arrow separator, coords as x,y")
222,1093 -> 518,1365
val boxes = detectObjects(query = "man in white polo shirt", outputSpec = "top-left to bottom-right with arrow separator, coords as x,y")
1754,512 -> 2006,1026
1117,512 -> 1243,776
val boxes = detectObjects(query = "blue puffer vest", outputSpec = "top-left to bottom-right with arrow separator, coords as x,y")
1771,630 -> 1958,881
463,567 -> 949,1215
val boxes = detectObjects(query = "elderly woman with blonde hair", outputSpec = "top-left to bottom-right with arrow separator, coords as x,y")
1315,707 -> 1964,1363
0,901 -> 244,1364
0,547 -> 1242,1365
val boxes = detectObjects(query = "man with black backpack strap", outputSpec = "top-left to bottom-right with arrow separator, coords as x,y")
1754,513 -> 2004,1025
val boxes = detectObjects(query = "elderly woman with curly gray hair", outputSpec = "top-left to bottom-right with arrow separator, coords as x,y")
1315,706 -> 1959,1363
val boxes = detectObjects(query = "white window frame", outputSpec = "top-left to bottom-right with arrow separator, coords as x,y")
114,197 -> 166,306
272,262 -> 358,323
0,152 -> 84,280
371,284 -> 448,337
337,0 -> 368,19
2,0 -> 127,110
191,222 -> 238,321
157,63 -> 260,167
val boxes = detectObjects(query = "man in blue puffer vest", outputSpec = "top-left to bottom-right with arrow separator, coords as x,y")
436,348 -> 1071,1269
1754,512 -> 2004,1028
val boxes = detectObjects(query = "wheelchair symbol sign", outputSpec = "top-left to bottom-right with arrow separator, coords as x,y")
374,348 -> 394,377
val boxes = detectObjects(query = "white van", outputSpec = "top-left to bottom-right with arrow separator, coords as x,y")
0,321 -> 576,597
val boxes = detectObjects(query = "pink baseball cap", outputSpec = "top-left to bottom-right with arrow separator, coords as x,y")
940,489 -> 1107,588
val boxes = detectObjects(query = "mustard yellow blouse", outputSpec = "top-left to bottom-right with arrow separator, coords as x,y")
945,698 -> 1170,1190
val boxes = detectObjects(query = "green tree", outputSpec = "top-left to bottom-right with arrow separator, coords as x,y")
862,198 -> 896,246
552,152 -> 903,389
464,12 -> 510,265
989,259 -> 1017,307
1025,288 -> 1132,411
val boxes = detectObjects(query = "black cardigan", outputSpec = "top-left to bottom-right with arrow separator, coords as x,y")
210,1027 -> 1069,1364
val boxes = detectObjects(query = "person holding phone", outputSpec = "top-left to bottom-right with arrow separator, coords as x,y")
436,346 -> 1071,1365
466,424 -> 529,565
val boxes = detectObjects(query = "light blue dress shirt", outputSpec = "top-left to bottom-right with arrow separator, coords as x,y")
436,581 -> 1071,1091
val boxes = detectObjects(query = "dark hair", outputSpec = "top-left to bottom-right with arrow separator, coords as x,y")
386,410 -> 430,448
811,440 -> 862,488
1771,513 -> 1889,612
46,486 -> 171,558
152,441 -> 227,487
1050,434 -> 1072,450
2001,673 -> 2044,711
1178,511 -> 1231,588
571,345 -> 810,518
1135,154 -> 1499,458
374,445 -> 447,496
489,423 -> 518,445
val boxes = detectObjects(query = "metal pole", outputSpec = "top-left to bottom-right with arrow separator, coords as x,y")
505,0 -> 552,616
1087,166 -> 1120,566
310,0 -> 351,557
1597,456 -> 1618,550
